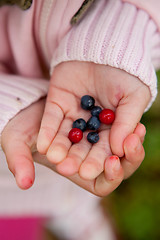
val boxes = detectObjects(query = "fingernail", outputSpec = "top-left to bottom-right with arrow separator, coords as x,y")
106,156 -> 120,180
110,156 -> 120,171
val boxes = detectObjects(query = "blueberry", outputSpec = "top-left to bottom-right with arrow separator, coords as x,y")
87,116 -> 100,130
87,132 -> 99,144
72,118 -> 87,132
81,95 -> 95,110
91,106 -> 102,117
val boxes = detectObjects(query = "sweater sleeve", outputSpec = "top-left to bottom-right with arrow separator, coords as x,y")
122,0 -> 160,31
0,73 -> 49,148
50,0 -> 160,111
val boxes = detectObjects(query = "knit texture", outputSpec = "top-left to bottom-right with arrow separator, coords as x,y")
51,0 -> 160,111
0,75 -> 49,146
122,0 -> 160,31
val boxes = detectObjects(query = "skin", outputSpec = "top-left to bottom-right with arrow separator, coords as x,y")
1,61 -> 148,196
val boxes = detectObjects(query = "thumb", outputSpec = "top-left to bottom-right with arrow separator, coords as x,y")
110,92 -> 149,157
2,134 -> 35,190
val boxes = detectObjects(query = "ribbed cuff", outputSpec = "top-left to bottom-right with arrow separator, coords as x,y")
51,0 -> 160,111
0,75 -> 49,147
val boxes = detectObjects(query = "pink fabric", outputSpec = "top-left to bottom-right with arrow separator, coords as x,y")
122,0 -> 160,30
35,0 -> 83,65
0,217 -> 45,240
0,0 -> 83,76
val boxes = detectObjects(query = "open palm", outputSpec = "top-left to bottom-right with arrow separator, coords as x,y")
37,61 -> 149,195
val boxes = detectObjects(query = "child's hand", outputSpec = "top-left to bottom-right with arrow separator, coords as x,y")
37,61 -> 150,180
1,98 -> 46,190
1,95 -> 145,196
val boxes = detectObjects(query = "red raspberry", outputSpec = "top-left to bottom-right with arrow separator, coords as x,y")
68,128 -> 83,143
99,109 -> 115,125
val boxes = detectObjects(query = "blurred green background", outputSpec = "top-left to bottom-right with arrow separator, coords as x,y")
103,71 -> 160,240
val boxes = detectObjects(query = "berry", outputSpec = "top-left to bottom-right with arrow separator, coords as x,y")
87,116 -> 100,130
91,106 -> 102,117
99,109 -> 115,125
81,95 -> 95,110
87,132 -> 99,144
68,128 -> 83,143
72,118 -> 87,132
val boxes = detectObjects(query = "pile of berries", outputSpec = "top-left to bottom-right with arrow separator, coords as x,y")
68,95 -> 115,144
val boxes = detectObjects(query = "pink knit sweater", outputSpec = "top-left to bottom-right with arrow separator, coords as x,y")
0,0 -> 160,144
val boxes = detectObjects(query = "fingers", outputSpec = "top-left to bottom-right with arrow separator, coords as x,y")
37,101 -> 64,154
1,99 -> 46,190
94,156 -> 124,196
134,122 -> 146,143
92,122 -> 146,193
110,92 -> 149,157
56,132 -> 91,176
66,155 -> 123,197
122,123 -> 146,179
2,137 -> 35,190
55,130 -> 112,180
78,130 -> 111,180
46,118 -> 72,164
69,123 -> 145,196
57,122 -> 146,196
